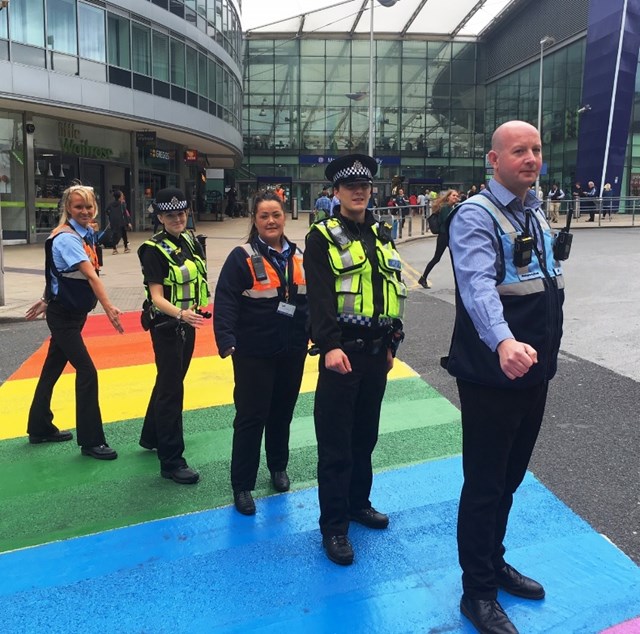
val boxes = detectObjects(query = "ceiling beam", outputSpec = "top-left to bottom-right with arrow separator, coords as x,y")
350,0 -> 369,35
450,0 -> 485,37
400,0 -> 430,37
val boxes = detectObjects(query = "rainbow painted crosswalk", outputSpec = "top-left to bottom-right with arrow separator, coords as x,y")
0,312 -> 638,633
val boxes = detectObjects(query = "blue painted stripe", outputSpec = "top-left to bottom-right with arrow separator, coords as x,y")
1,457 -> 638,634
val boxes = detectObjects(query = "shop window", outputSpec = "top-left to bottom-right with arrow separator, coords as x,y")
11,43 -> 46,68
170,38 -> 185,88
47,0 -> 77,55
107,14 -> 130,70
133,73 -> 152,93
11,0 -> 45,47
186,46 -> 198,93
152,32 -> 169,82
154,79 -> 170,98
132,23 -> 151,76
78,2 -> 105,63
109,65 -> 131,87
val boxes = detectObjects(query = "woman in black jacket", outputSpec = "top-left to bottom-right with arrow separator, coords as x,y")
214,192 -> 308,515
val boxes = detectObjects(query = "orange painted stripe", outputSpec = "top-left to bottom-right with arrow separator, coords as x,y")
9,310 -> 218,381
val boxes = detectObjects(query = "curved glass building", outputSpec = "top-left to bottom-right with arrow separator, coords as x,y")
0,0 -> 242,242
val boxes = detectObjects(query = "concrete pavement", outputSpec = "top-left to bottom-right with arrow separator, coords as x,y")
0,210 -> 635,321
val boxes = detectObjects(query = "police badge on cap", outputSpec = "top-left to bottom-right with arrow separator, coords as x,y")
325,153 -> 378,187
153,187 -> 189,213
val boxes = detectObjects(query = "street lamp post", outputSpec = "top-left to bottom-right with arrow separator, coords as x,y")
536,35 -> 555,197
368,0 -> 398,157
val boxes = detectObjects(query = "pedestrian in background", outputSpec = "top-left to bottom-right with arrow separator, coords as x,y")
602,182 -> 614,219
548,183 -> 564,223
26,184 -> 123,460
444,121 -> 564,634
106,190 -> 131,254
214,192 -> 308,515
418,189 -> 460,289
138,188 -> 209,484
304,154 -> 406,566
585,180 -> 597,222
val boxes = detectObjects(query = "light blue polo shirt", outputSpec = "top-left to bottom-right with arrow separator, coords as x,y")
50,219 -> 93,294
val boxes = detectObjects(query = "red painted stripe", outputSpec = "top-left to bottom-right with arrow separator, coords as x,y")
8,309 -> 218,381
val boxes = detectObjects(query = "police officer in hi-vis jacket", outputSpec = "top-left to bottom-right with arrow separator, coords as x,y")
304,154 -> 406,566
138,188 -> 209,485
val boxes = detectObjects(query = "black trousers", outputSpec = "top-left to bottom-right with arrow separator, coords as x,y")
27,302 -> 106,447
421,232 -> 449,279
230,351 -> 307,492
456,378 -> 548,599
141,322 -> 195,472
314,347 -> 388,537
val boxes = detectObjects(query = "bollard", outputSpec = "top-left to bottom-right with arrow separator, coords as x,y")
196,234 -> 208,257
292,198 -> 299,220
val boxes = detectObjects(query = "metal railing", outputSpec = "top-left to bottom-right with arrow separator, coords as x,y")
546,196 -> 640,227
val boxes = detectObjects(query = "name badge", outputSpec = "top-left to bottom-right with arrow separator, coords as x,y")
277,301 -> 296,317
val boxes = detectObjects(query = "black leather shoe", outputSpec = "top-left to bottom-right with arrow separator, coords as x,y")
322,534 -> 354,566
161,465 -> 199,484
29,430 -> 73,444
350,506 -> 389,529
234,490 -> 256,515
460,596 -> 519,634
81,444 -> 118,460
495,563 -> 545,599
271,470 -> 290,492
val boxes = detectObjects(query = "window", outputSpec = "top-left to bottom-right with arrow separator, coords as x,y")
186,46 -> 198,92
170,38 -> 185,87
107,14 -> 130,69
132,23 -> 151,75
11,0 -> 45,47
47,0 -> 76,54
78,3 -> 105,62
153,32 -> 169,82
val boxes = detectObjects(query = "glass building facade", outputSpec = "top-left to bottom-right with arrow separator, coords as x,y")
485,40 -> 586,195
241,37 -> 486,209
0,0 -> 242,242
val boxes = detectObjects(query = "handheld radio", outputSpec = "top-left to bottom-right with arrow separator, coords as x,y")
553,208 -> 573,261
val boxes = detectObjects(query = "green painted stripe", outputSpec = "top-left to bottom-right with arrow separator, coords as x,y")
1,377 -> 461,553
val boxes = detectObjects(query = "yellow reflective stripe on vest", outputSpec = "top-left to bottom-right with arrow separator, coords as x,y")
143,234 -> 208,309
311,219 -> 404,319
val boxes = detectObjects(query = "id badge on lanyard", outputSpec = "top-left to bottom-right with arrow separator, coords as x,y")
277,301 -> 296,317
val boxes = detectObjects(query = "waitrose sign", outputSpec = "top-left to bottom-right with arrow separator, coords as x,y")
58,122 -> 114,160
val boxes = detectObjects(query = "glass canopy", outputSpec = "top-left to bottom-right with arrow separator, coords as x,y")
242,0 -> 521,39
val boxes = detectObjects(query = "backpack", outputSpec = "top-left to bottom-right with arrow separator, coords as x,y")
427,212 -> 440,235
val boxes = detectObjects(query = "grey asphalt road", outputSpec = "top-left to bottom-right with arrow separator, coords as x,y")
398,228 -> 640,565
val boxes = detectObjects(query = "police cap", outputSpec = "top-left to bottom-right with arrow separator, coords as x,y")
153,187 -> 189,214
325,153 -> 377,187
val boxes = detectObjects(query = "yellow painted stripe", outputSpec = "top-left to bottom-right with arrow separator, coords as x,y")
0,356 -> 417,441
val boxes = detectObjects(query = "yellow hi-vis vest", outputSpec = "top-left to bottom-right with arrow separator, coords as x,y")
143,232 -> 209,309
311,218 -> 406,320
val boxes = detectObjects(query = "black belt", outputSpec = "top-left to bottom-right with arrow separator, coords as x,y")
342,337 -> 386,355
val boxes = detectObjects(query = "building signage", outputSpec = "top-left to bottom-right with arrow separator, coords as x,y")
299,154 -> 401,166
58,123 -> 113,160
136,131 -> 157,146
184,149 -> 198,163
149,148 -> 175,161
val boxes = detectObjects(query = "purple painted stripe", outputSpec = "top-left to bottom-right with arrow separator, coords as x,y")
600,617 -> 640,633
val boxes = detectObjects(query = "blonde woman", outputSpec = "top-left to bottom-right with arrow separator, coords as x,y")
26,185 -> 123,460
418,189 -> 460,289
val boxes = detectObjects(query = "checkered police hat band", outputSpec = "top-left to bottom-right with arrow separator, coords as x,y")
333,160 -> 372,183
156,196 -> 189,212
